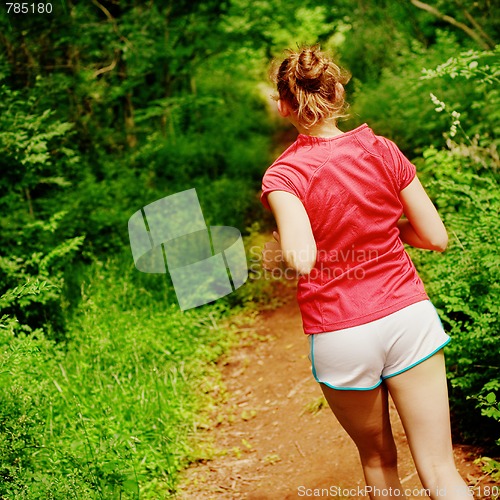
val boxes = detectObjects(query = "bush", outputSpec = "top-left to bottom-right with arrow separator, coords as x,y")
411,173 -> 500,447
348,35 -> 499,155
408,46 -> 500,453
0,257 -> 237,498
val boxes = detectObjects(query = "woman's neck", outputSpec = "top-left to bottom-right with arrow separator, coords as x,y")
292,118 -> 344,138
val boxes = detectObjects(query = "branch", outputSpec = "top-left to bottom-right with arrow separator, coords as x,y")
93,57 -> 118,78
409,0 -> 491,50
462,9 -> 495,48
91,0 -> 114,23
91,0 -> 132,50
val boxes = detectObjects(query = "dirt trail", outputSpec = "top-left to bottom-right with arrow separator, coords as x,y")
178,290 -> 493,499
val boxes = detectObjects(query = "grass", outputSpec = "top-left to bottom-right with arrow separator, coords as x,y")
0,256 -> 239,499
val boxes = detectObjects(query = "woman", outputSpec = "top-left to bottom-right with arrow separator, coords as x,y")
260,45 -> 471,499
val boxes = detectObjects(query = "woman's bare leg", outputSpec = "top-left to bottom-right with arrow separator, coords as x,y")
385,350 -> 472,499
320,383 -> 405,500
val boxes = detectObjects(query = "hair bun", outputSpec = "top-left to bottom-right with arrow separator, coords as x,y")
295,47 -> 328,91
273,45 -> 351,129
295,76 -> 321,92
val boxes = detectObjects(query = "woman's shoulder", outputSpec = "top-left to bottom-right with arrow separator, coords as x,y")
266,135 -> 330,173
347,126 -> 410,164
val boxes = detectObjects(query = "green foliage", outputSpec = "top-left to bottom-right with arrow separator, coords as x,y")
408,47 -> 499,455
0,86 -> 78,203
0,220 -> 84,337
421,45 -> 500,84
195,176 -> 257,229
224,222 -> 290,311
0,80 -> 85,337
476,386 -> 500,425
422,45 -> 500,149
413,174 -> 500,444
347,32 -> 491,153
332,1 -> 418,83
0,282 -> 88,498
0,258 -> 237,498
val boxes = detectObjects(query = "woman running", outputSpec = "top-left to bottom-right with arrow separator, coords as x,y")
260,45 -> 472,499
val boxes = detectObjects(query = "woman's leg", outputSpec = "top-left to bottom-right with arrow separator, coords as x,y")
320,383 -> 405,500
384,350 -> 472,499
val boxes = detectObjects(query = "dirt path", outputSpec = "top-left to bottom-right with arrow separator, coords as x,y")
178,290 -> 494,499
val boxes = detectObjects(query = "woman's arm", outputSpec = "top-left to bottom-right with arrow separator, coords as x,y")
267,190 -> 317,275
398,176 -> 448,252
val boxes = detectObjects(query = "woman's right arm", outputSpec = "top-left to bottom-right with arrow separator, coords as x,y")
267,190 -> 317,275
398,176 -> 448,252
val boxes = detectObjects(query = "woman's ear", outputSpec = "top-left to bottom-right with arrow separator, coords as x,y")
277,99 -> 290,117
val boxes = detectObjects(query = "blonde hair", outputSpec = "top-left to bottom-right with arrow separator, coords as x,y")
271,45 -> 351,129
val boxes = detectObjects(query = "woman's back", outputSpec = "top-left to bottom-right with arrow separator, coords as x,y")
262,124 -> 428,333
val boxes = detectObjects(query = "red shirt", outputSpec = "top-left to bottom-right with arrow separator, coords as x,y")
261,124 -> 428,334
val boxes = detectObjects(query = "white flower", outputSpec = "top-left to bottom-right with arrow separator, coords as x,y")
429,93 -> 445,111
429,93 -> 439,104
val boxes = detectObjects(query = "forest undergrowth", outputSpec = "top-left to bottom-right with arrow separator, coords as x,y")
1,1 -> 499,496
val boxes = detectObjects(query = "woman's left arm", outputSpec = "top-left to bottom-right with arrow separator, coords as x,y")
267,190 -> 317,275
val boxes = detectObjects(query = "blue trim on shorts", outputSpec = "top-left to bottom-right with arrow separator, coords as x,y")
431,302 -> 445,328
309,328 -> 452,391
310,334 -> 384,391
319,379 -> 384,391
382,337 -> 452,380
310,334 -> 319,379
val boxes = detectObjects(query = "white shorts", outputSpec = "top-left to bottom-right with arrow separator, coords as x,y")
308,300 -> 451,391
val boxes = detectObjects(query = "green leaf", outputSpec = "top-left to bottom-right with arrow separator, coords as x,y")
486,392 -> 497,404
